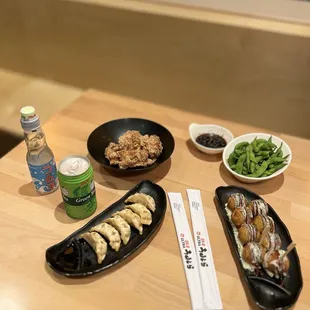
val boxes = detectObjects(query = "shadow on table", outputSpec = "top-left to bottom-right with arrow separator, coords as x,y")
45,218 -> 163,285
54,202 -> 82,224
19,182 -> 40,197
18,183 -> 81,223
186,139 -> 222,162
87,154 -> 171,191
219,162 -> 284,195
0,129 -> 23,158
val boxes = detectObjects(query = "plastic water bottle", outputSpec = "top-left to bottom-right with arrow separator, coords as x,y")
20,106 -> 59,194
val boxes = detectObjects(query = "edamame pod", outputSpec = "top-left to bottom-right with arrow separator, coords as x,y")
242,166 -> 248,175
236,153 -> 247,174
268,157 -> 286,165
255,160 -> 268,177
235,149 -> 244,155
274,162 -> 287,172
246,145 -> 252,170
258,151 -> 270,156
250,162 -> 255,174
259,143 -> 270,151
228,152 -> 237,166
235,142 -> 249,150
251,137 -> 259,153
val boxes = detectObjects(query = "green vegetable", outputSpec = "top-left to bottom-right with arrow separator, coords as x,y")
235,149 -> 244,156
259,143 -> 270,151
227,136 -> 289,178
228,152 -> 237,166
274,162 -> 287,172
267,136 -> 272,144
246,145 -> 252,170
255,160 -> 269,177
236,153 -> 247,174
274,142 -> 283,157
257,142 -> 264,150
268,157 -> 286,165
258,151 -> 270,156
250,162 -> 255,174
262,170 -> 273,177
242,166 -> 248,175
235,142 -> 249,150
230,164 -> 236,170
251,137 -> 259,153
267,136 -> 276,150
233,153 -> 240,160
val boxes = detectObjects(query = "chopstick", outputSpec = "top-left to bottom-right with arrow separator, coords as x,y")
168,191 -> 223,310
168,193 -> 205,310
187,189 -> 223,310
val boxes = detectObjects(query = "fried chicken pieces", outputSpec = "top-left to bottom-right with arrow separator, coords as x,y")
105,130 -> 163,169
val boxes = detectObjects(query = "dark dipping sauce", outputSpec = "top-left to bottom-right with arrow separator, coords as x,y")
196,133 -> 227,148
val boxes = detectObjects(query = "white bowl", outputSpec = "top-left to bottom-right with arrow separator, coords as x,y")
223,133 -> 292,183
189,124 -> 234,155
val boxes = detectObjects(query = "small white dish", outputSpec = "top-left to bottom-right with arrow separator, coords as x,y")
189,124 -> 234,155
223,133 -> 292,183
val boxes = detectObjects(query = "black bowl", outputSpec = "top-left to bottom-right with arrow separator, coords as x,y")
87,118 -> 175,173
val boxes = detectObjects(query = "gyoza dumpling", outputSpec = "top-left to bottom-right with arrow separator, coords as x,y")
106,215 -> 131,245
80,232 -> 107,264
125,203 -> 152,225
125,193 -> 156,212
114,209 -> 143,235
90,223 -> 121,252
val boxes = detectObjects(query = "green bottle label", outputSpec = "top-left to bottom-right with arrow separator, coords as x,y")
62,189 -> 96,206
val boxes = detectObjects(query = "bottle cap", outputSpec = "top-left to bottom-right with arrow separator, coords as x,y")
20,106 -> 41,132
20,106 -> 36,119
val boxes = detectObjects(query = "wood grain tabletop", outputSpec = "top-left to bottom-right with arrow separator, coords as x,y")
0,89 -> 309,310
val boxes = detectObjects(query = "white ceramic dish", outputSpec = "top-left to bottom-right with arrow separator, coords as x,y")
223,133 -> 292,183
189,124 -> 234,155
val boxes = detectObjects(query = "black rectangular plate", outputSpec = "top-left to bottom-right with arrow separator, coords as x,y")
46,180 -> 166,277
215,186 -> 303,310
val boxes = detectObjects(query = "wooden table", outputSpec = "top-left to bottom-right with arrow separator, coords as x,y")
0,89 -> 309,310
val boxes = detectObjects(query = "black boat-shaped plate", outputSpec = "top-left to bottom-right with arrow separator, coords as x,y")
46,180 -> 166,277
215,186 -> 303,310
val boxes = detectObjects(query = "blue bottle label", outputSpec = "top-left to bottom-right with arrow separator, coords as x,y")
28,159 -> 59,193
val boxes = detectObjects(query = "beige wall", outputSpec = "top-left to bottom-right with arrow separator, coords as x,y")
1,0 -> 310,138
149,0 -> 310,25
